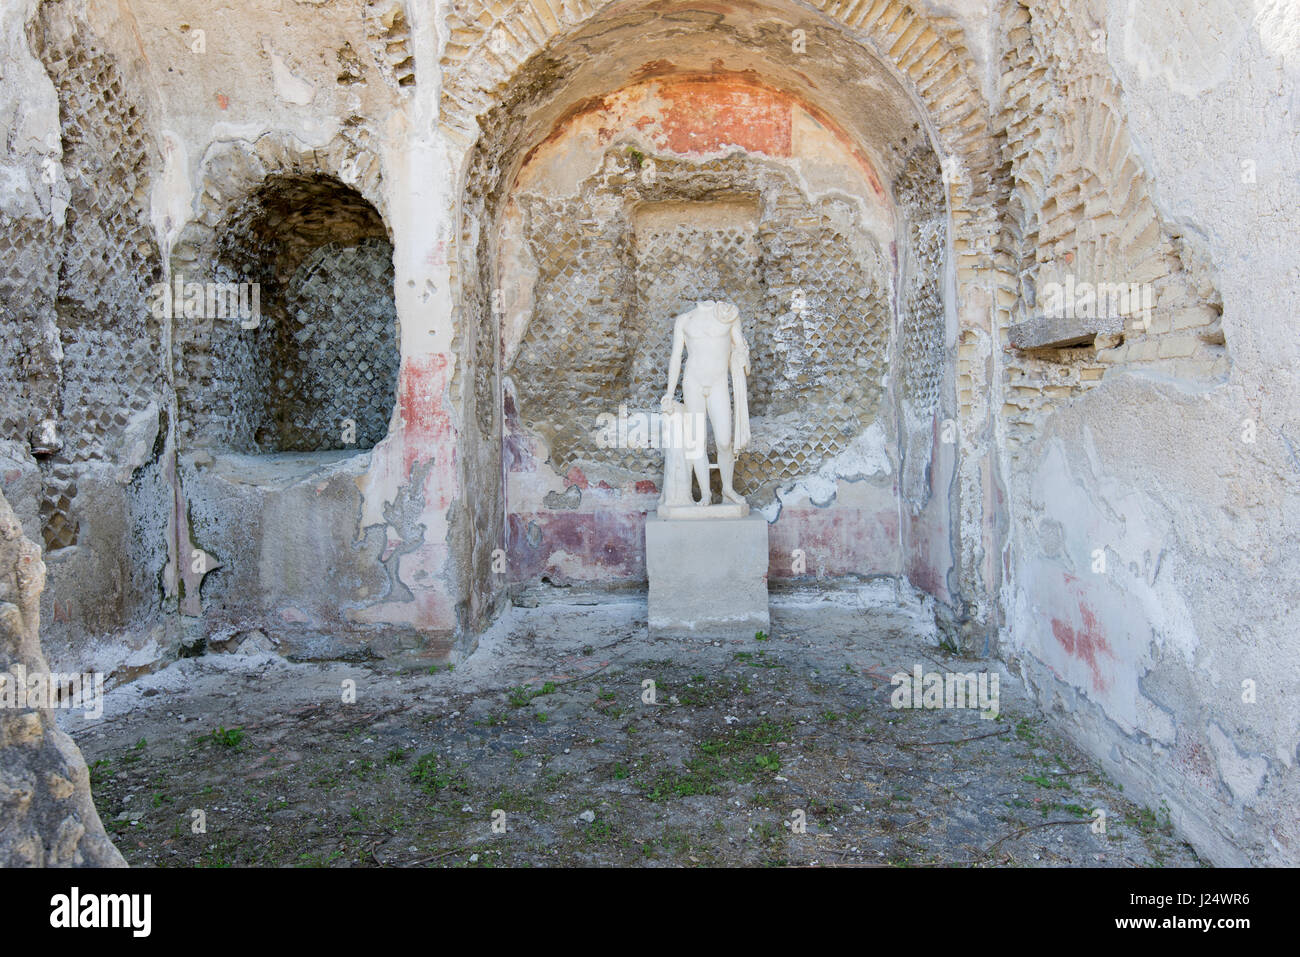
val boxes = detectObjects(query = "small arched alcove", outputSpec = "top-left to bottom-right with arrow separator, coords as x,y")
175,172 -> 399,456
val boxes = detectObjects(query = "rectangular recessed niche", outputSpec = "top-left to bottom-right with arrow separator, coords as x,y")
632,196 -> 760,234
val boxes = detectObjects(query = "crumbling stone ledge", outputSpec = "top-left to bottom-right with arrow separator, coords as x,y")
1008,315 -> 1125,351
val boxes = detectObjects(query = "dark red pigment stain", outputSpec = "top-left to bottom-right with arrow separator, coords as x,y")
1051,597 -> 1115,693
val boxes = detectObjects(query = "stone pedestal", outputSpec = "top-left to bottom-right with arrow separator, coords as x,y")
656,502 -> 748,520
645,513 -> 770,638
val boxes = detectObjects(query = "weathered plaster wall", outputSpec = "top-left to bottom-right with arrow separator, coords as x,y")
0,0 -> 176,680
3,0 -> 1001,665
998,0 -> 1300,865
0,0 -> 468,672
448,0 -> 992,618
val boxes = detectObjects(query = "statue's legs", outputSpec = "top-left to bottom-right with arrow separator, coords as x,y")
683,378 -> 711,505
706,386 -> 743,503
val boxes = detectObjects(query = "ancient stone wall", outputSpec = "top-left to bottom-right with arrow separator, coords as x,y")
894,148 -> 948,514
997,0 -> 1228,464
0,0 -> 176,679
511,149 -> 892,503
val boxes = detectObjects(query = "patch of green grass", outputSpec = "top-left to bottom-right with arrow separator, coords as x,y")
675,676 -> 739,707
751,820 -> 780,843
1125,799 -> 1173,835
1022,773 -> 1067,790
309,769 -> 342,789
583,819 -> 614,843
409,752 -> 459,795
349,759 -> 378,781
297,849 -> 344,867
494,787 -> 545,817
755,630 -> 769,642
210,726 -> 245,750
197,838 -> 241,868
88,758 -> 111,788
504,681 -> 556,712
1014,717 -> 1045,747
384,748 -> 409,765
808,799 -> 844,818
753,753 -> 781,773
646,720 -> 791,801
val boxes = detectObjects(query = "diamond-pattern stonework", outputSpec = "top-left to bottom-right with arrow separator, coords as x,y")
276,238 -> 400,452
30,0 -> 163,551
895,151 -> 947,421
509,150 -> 891,503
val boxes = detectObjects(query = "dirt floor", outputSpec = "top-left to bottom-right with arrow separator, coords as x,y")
68,583 -> 1202,867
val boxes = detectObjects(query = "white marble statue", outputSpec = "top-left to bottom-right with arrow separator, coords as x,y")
659,299 -> 752,516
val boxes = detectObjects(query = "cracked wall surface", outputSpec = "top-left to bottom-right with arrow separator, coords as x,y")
0,0 -> 176,682
994,0 -> 1300,866
488,72 -> 929,590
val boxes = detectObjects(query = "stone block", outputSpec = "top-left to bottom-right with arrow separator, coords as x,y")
1009,314 -> 1124,350
646,513 -> 769,638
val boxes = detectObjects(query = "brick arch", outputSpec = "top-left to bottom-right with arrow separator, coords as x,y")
168,132 -> 396,455
443,0 -> 1014,629
994,0 -> 1228,472
171,129 -> 386,276
439,0 -> 1006,256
